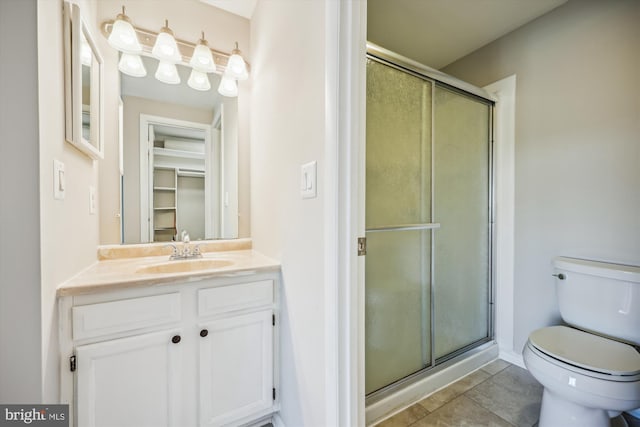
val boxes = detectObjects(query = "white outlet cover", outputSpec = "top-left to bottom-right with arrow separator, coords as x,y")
89,186 -> 96,214
53,159 -> 65,200
301,161 -> 317,199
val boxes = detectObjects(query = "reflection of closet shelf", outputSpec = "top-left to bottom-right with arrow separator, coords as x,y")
153,147 -> 204,160
152,167 -> 178,243
177,169 -> 205,178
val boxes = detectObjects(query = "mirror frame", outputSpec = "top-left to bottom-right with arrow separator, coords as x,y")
64,1 -> 104,160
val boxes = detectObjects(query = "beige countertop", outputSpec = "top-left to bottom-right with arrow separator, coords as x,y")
57,249 -> 281,297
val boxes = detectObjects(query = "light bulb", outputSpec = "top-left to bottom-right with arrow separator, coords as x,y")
119,53 -> 146,77
187,69 -> 211,91
155,61 -> 180,84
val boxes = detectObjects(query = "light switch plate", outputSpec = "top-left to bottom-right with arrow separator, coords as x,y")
300,161 -> 317,199
89,186 -> 96,214
53,159 -> 65,200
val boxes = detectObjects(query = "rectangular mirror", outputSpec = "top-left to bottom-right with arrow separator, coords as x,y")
64,1 -> 104,160
120,57 -> 238,243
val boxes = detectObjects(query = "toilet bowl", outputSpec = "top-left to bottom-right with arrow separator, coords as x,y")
523,326 -> 640,427
524,257 -> 640,427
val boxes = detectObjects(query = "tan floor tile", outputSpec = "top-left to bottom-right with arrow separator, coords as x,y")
480,359 -> 512,376
413,396 -> 514,427
376,404 -> 429,427
417,369 -> 491,412
466,366 -> 542,427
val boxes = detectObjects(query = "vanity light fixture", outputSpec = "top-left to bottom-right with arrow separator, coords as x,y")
119,52 -> 147,77
152,20 -> 182,63
225,42 -> 248,81
107,6 -> 141,53
217,75 -> 238,97
155,60 -> 180,84
101,14 -> 250,97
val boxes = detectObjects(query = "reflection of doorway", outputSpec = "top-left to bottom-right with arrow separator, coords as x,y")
139,115 -> 218,243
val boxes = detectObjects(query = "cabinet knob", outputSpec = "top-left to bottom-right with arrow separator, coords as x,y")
171,335 -> 181,344
200,329 -> 208,338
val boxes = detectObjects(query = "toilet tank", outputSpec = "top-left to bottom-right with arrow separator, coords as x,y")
553,256 -> 640,345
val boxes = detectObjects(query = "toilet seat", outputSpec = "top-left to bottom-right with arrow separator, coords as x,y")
529,326 -> 640,379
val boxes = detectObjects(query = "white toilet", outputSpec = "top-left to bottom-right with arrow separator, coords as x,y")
523,257 -> 640,427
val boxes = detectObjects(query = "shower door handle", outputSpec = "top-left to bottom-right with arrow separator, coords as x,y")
366,223 -> 441,233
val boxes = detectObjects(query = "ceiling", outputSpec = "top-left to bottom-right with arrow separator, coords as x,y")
199,0 -> 256,19
368,0 -> 568,69
197,0 -> 568,69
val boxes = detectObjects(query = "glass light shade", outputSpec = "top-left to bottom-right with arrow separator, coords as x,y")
217,75 -> 238,97
152,29 -> 181,63
108,16 -> 142,53
190,43 -> 216,73
119,53 -> 146,77
226,52 -> 248,81
155,61 -> 180,84
187,69 -> 211,91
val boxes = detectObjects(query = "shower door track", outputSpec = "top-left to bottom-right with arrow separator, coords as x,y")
366,42 -> 496,103
365,42 -> 497,405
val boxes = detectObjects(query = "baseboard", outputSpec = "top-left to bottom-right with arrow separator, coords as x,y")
498,349 -> 525,369
272,413 -> 286,427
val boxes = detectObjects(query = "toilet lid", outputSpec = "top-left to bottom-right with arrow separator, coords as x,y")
529,326 -> 640,376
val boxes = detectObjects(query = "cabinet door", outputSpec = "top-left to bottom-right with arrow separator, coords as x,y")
75,329 -> 183,427
199,310 -> 273,426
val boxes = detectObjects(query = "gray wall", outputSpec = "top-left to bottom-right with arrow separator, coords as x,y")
0,0 -> 42,402
443,0 -> 640,354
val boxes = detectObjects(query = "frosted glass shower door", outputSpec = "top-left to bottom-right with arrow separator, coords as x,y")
433,85 -> 491,359
365,59 -> 433,394
365,54 -> 493,396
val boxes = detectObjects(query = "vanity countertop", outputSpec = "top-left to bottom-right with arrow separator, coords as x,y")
57,249 -> 281,297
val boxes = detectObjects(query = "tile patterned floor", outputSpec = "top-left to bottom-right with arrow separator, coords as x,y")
373,361 -> 640,427
375,360 -> 544,427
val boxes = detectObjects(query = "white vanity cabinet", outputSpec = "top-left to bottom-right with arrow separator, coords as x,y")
197,280 -> 275,426
75,328 -> 184,426
59,273 -> 279,427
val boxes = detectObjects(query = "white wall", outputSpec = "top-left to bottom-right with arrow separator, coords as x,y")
443,0 -> 640,355
0,0 -> 42,402
37,0 -> 105,402
250,1 -> 329,425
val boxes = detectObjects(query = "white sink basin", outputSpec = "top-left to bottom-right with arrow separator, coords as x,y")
136,258 -> 234,274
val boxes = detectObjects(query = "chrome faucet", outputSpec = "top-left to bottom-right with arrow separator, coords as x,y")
166,230 -> 202,260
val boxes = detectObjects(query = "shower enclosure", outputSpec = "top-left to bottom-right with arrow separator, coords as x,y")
365,45 -> 495,398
